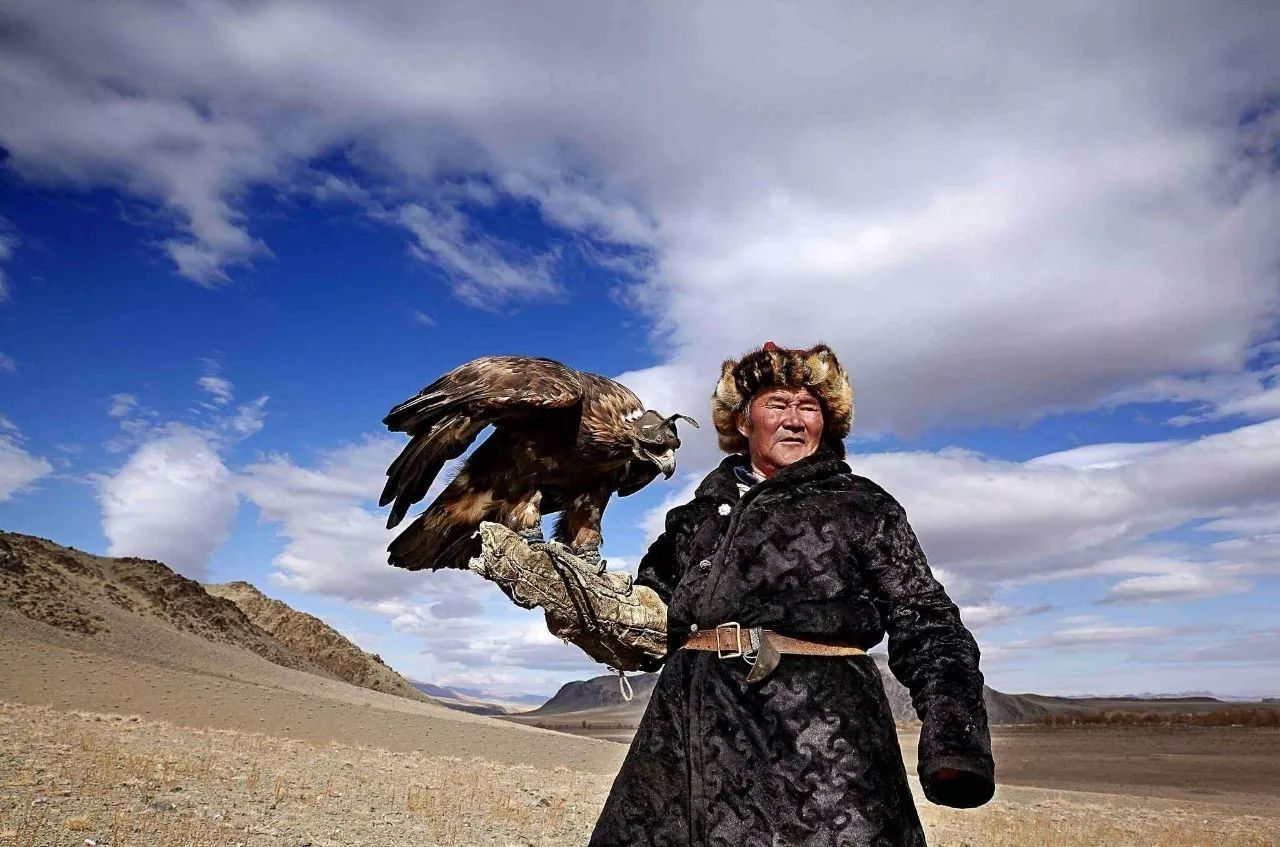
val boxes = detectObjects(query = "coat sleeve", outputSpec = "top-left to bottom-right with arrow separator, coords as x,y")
631,530 -> 679,673
634,530 -> 679,604
860,499 -> 995,808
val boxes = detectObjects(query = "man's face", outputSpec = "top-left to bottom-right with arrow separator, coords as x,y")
737,386 -> 824,478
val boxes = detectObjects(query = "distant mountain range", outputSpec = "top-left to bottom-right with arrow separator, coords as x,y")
518,654 -> 1059,726
4,528 -> 1272,736
411,681 -> 545,711
510,654 -> 1277,737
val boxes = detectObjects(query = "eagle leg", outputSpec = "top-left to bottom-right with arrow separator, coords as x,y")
571,542 -> 607,575
553,486 -> 611,573
505,489 -> 546,547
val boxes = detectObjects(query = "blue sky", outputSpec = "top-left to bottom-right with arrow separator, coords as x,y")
1,1 -> 1278,698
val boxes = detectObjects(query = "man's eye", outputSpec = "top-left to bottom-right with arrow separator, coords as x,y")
799,406 -> 820,414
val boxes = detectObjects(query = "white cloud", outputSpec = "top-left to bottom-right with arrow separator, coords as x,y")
1101,570 -> 1250,605
638,416 -> 1280,616
1027,440 -> 1184,472
0,2 -> 1274,433
397,202 -> 562,309
0,418 -> 53,501
639,473 -> 701,542
107,393 -> 139,419
1153,627 -> 1280,665
225,395 -> 268,438
958,601 -> 1053,631
198,374 -> 235,406
238,436 -> 607,685
1011,623 -> 1207,650
96,426 -> 238,578
1200,510 -> 1280,535
0,352 -> 15,373
96,367 -> 268,575
1110,363 -> 1280,425
238,437 -> 429,601
849,418 -> 1280,580
0,221 -> 16,302
425,620 -> 601,674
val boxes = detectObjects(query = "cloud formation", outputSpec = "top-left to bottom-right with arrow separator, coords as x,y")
0,220 -> 15,302
398,202 -> 562,309
1,2 -> 1276,434
96,426 -> 237,578
854,419 -> 1280,580
0,417 -> 52,502
238,436 -> 426,601
96,372 -> 269,576
638,417 -> 1280,620
238,436 -> 603,686
9,1 -> 1277,694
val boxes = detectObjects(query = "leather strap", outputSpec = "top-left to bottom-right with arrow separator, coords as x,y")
678,624 -> 866,684
680,629 -> 867,656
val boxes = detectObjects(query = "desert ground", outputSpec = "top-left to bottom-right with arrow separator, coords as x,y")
1,533 -> 1276,846
3,629 -> 1277,845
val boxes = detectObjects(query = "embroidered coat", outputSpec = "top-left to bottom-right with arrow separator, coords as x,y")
588,447 -> 995,847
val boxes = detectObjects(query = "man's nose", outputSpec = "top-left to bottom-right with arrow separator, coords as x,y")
780,412 -> 805,430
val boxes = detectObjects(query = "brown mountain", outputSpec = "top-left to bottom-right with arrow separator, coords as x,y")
204,580 -> 429,702
0,530 -> 325,676
0,530 -> 510,715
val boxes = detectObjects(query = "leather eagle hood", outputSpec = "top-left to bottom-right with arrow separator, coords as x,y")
711,341 -> 854,457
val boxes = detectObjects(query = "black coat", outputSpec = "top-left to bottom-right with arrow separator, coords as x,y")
588,447 -> 994,847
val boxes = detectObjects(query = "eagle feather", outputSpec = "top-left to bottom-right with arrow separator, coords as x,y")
381,355 -> 696,572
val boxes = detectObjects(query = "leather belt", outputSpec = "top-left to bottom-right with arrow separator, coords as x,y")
678,622 -> 866,684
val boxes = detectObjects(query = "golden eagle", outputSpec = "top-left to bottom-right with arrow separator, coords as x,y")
380,355 -> 697,572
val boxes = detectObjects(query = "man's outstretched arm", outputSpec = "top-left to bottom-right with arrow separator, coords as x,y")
860,499 -> 995,808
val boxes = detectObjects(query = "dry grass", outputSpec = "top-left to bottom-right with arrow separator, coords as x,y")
923,802 -> 1278,847
0,702 -> 605,846
2,701 -> 1276,847
1039,708 -> 1280,727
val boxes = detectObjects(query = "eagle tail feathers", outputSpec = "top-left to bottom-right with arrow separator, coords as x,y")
382,415 -> 481,528
386,480 -> 496,571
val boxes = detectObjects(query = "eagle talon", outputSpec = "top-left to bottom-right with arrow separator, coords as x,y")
517,528 -> 548,547
573,545 -> 607,574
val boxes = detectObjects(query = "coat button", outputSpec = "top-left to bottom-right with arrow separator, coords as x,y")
718,503 -> 731,516
699,559 -> 712,570
689,624 -> 698,632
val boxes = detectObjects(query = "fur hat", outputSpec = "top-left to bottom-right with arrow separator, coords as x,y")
711,341 -> 853,456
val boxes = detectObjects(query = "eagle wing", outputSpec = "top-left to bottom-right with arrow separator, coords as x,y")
380,356 -> 584,528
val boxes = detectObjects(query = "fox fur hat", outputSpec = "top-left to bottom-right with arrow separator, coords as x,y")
712,341 -> 854,456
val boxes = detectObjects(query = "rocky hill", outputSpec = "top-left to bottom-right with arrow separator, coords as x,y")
0,530 -> 509,716
524,671 -> 663,717
527,653 -> 1052,725
0,531 -> 324,676
205,580 -> 429,703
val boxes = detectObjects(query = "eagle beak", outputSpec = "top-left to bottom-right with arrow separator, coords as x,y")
650,449 -> 676,479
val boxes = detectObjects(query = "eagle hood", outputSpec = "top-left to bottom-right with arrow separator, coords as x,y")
711,341 -> 853,456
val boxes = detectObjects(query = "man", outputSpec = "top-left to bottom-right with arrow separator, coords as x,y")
589,341 -> 994,847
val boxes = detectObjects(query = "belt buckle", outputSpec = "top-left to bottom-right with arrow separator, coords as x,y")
715,622 -> 743,659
